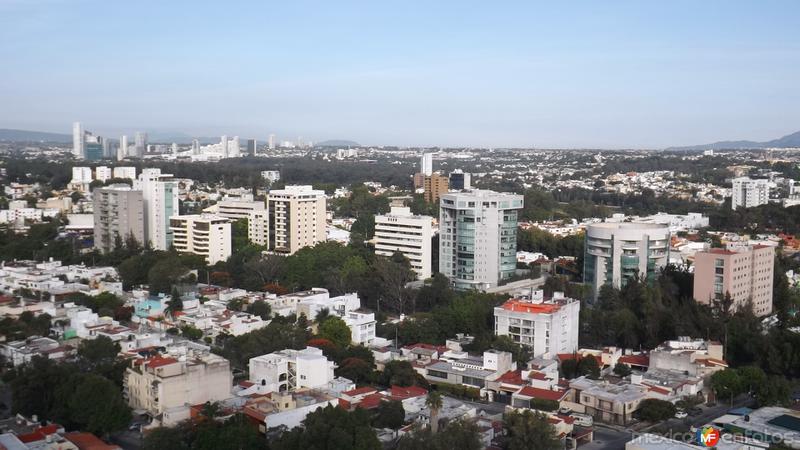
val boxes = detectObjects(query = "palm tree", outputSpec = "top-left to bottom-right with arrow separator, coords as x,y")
315,307 -> 330,323
425,391 -> 443,433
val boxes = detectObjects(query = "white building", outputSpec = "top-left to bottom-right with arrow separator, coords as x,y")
95,166 -> 112,183
260,185 -> 326,254
261,170 -> 281,183
374,206 -> 433,280
118,135 -> 128,161
439,190 -> 524,290
72,122 -> 84,159
135,169 -> 179,250
732,177 -> 769,210
113,166 -> 136,181
584,222 -> 670,297
248,347 -> 335,394
420,152 -> 433,176
169,214 -> 232,264
209,199 -> 265,221
71,167 -> 92,184
494,291 -> 580,359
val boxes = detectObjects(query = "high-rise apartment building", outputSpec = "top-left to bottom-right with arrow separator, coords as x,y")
268,134 -> 275,150
252,185 -> 326,254
113,166 -> 136,181
95,166 -> 112,183
246,139 -> 257,156
423,172 -> 449,203
420,152 -> 434,176
93,185 -> 145,253
439,190 -> 523,290
693,245 -> 774,316
72,122 -> 85,159
248,210 -> 269,247
134,132 -> 147,158
374,206 -> 433,280
731,177 -> 769,210
494,291 -> 580,358
71,167 -> 92,184
584,222 -> 670,297
118,135 -> 128,161
135,168 -> 179,250
229,136 -> 240,157
449,170 -> 472,190
169,214 -> 232,264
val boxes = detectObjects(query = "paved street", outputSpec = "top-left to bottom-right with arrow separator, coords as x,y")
579,426 -> 634,450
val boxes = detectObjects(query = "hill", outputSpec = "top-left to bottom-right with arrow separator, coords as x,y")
668,130 -> 800,151
0,128 -> 71,142
316,139 -> 360,147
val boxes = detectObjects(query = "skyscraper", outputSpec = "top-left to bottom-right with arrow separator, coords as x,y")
420,152 -> 433,176
221,135 -> 228,158
192,139 -> 200,155
118,135 -> 128,161
439,190 -> 524,290
230,136 -> 240,157
246,139 -> 257,155
72,122 -> 84,159
268,134 -> 275,150
134,168 -> 179,250
171,142 -> 178,155
134,132 -> 147,158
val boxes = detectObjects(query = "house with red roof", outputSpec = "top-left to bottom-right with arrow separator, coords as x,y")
63,432 -> 121,450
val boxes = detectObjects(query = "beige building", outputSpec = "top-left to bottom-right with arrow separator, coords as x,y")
124,351 -> 232,426
93,184 -> 145,253
169,214 -> 232,264
423,172 -> 449,203
259,185 -> 326,254
693,245 -> 774,316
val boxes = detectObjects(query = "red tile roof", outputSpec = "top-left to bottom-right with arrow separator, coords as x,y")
146,356 -> 178,368
516,386 -> 568,402
342,386 -> 377,397
496,370 -> 524,385
17,424 -> 62,443
619,354 -> 650,367
389,385 -> 427,400
500,299 -> 561,314
63,432 -> 121,450
356,393 -> 385,410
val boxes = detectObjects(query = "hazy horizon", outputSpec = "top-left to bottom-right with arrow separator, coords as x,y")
1,1 -> 798,149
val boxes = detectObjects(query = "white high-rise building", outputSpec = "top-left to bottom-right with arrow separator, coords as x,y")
494,291 -> 580,359
135,168 -> 179,250
268,134 -> 275,150
95,166 -> 112,183
169,214 -> 232,264
229,136 -> 240,157
118,135 -> 128,161
420,152 -> 433,176
192,139 -> 200,155
439,190 -> 524,290
72,122 -> 84,159
584,222 -> 670,297
113,166 -> 136,181
255,185 -> 326,254
220,135 -> 228,158
71,167 -> 92,184
731,177 -> 769,210
134,132 -> 147,158
171,142 -> 178,155
374,206 -> 433,280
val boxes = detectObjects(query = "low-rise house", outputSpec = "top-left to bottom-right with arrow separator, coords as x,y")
648,337 -> 727,377
245,347 -> 338,395
569,376 -> 649,425
0,336 -> 74,367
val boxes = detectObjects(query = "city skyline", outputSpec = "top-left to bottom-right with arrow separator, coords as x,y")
1,1 -> 799,149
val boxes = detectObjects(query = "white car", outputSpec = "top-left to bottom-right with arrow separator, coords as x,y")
675,410 -> 688,419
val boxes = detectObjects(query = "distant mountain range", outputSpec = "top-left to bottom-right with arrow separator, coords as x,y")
316,139 -> 360,147
667,130 -> 800,151
0,128 -> 71,142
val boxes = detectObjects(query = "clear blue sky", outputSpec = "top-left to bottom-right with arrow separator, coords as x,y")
1,0 -> 798,148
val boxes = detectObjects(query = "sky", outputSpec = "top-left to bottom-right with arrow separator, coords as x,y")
0,0 -> 799,149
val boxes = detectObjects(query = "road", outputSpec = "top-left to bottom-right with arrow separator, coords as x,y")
579,426 -> 634,450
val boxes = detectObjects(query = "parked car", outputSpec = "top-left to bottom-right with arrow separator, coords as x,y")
675,410 -> 688,419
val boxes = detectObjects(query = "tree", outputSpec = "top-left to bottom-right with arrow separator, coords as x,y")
337,357 -> 374,384
577,356 -> 601,379
272,405 -> 381,450
426,391 -> 443,434
181,325 -> 203,340
372,400 -> 405,430
636,399 -> 677,422
613,362 -> 632,377
710,369 -> 742,405
318,316 -> 352,348
67,374 -> 132,436
503,410 -> 561,450
77,336 -> 120,365
396,420 -> 482,450
142,427 -> 188,450
246,300 -> 271,320
756,375 -> 792,407
381,361 -> 418,387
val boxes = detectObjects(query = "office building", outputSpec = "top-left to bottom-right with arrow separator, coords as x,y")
693,245 -> 774,316
93,185 -> 145,253
268,134 -> 275,150
247,139 -> 257,155
135,169 -> 179,250
262,185 -> 326,254
494,291 -> 580,359
125,350 -> 232,426
169,214 -> 232,264
420,152 -> 433,176
584,222 -> 670,297
439,190 -> 524,290
72,122 -> 84,158
449,170 -> 472,190
731,177 -> 769,210
374,206 -> 433,280
95,166 -> 112,183
84,135 -> 104,161
134,132 -> 147,158
423,172 -> 449,203
118,135 -> 128,161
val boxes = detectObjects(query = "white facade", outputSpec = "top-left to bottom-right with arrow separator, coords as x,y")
375,206 -> 433,280
134,132 -> 147,158
113,166 -> 137,181
261,170 -> 281,183
95,166 -> 112,183
439,190 -> 524,290
72,122 -> 84,158
135,169 -> 179,250
169,214 -> 232,264
212,199 -> 265,221
71,167 -> 92,184
584,222 -> 670,297
248,210 -> 269,246
248,347 -> 335,394
266,185 -> 326,254
420,152 -> 433,176
494,291 -> 580,359
732,177 -> 769,210
118,135 -> 128,161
